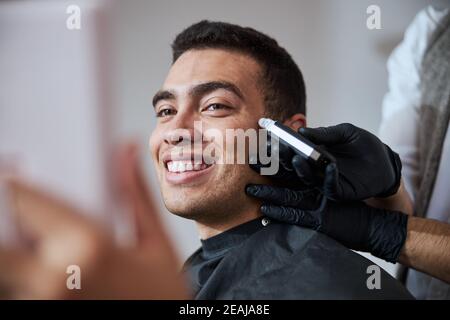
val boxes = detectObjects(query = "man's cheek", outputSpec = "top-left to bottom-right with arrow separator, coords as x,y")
149,131 -> 161,161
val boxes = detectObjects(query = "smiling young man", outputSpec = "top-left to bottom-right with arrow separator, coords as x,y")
149,20 -> 412,299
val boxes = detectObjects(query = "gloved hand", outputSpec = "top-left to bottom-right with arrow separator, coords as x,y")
249,133 -> 309,189
251,123 -> 402,201
245,184 -> 409,262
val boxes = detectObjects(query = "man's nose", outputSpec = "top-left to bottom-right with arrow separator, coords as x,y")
164,128 -> 194,146
163,112 -> 201,146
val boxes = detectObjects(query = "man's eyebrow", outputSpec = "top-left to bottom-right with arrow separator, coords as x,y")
152,81 -> 244,108
152,90 -> 176,108
190,81 -> 244,101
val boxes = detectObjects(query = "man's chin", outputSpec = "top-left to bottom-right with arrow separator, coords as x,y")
163,202 -> 206,221
162,192 -> 208,219
162,192 -> 234,223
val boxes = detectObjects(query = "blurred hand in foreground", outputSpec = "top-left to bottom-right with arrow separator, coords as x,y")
0,144 -> 189,299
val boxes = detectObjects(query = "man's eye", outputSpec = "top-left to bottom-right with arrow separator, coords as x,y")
156,108 -> 176,118
204,103 -> 230,111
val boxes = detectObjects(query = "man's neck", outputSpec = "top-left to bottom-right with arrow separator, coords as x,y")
196,208 -> 262,240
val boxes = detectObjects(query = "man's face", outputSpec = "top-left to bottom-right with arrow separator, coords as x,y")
150,49 -> 270,224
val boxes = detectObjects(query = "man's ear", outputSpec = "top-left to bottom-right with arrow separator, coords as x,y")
282,113 -> 306,131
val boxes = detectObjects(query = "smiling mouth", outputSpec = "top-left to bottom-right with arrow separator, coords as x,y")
163,159 -> 215,185
165,160 -> 213,173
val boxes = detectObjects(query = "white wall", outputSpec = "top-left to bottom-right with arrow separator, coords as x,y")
111,0 -> 433,261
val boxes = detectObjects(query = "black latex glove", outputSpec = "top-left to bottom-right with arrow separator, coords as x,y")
249,133 -> 311,190
251,123 -> 402,201
297,123 -> 402,200
246,184 -> 409,263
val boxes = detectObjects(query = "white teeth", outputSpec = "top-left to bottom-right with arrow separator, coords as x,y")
166,160 -> 212,173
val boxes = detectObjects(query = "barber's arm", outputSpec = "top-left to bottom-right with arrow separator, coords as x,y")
247,123 -> 450,283
400,216 -> 450,283
361,180 -> 450,281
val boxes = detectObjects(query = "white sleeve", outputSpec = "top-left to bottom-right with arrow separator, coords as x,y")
379,6 -> 449,202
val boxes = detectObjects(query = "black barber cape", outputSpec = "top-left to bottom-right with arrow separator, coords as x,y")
183,218 -> 413,299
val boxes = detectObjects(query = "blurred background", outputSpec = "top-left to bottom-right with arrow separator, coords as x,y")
1,0 -> 445,272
